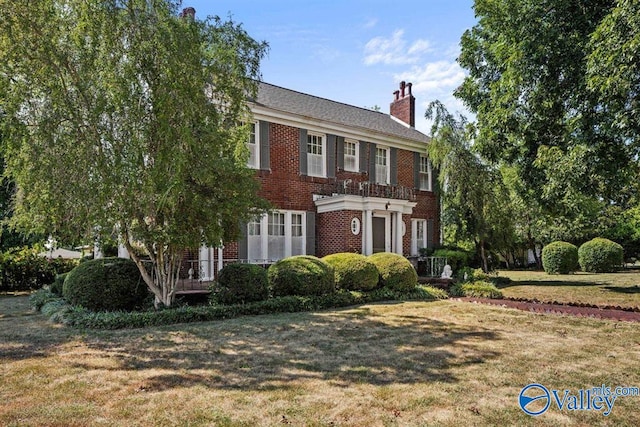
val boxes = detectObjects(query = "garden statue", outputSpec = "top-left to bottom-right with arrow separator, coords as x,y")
441,264 -> 453,279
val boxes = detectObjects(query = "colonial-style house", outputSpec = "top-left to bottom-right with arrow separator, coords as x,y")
185,80 -> 440,281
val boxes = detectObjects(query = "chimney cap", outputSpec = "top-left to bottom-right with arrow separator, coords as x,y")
180,7 -> 196,19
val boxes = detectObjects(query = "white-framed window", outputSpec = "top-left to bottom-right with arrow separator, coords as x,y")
244,121 -> 259,169
411,219 -> 427,256
419,155 -> 432,191
307,132 -> 325,177
344,139 -> 359,172
246,211 -> 307,262
375,147 -> 389,184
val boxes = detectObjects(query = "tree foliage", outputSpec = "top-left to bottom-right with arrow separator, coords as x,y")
0,0 -> 269,306
457,0 -> 637,217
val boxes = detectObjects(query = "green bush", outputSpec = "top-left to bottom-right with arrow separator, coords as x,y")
214,263 -> 269,304
50,273 -> 68,296
432,249 -> 470,272
0,246 -> 77,292
368,252 -> 417,291
322,253 -> 379,291
449,280 -> 503,299
578,238 -> 624,273
542,241 -> 579,274
268,255 -> 335,297
53,287 -> 449,330
62,257 -> 149,311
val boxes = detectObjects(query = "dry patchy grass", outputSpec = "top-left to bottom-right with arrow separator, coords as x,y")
497,270 -> 640,309
1,294 -> 640,426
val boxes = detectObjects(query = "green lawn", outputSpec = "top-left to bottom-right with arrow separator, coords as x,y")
2,293 -> 640,426
496,270 -> 640,309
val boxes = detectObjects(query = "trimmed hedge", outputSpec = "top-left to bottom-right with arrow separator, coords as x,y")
578,238 -> 624,273
62,257 -> 149,311
368,252 -> 417,291
542,241 -> 579,274
214,263 -> 269,304
268,255 -> 335,297
322,253 -> 379,291
32,285 -> 449,330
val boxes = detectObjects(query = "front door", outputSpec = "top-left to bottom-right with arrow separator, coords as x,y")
372,216 -> 390,253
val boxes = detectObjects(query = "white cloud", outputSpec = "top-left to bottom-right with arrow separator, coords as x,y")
362,18 -> 378,29
394,60 -> 472,135
363,29 -> 432,65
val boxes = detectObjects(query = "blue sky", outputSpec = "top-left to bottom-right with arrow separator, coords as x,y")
184,1 -> 477,135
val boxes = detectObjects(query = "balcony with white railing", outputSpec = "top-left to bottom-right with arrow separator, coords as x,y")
318,180 -> 416,202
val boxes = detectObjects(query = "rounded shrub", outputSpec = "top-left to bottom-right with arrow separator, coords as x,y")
578,238 -> 624,273
50,273 -> 68,296
542,241 -> 579,274
367,252 -> 417,291
62,257 -> 149,311
322,253 -> 379,291
215,263 -> 269,304
268,255 -> 335,297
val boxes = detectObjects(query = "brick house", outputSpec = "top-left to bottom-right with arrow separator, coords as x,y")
192,80 -> 440,280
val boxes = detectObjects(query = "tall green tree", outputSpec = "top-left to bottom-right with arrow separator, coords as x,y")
588,0 -> 640,152
426,101 -> 509,272
0,0 -> 269,307
456,0 -> 635,218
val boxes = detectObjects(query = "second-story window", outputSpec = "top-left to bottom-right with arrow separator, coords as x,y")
307,133 -> 325,177
375,147 -> 389,184
344,139 -> 359,172
419,155 -> 432,191
245,122 -> 259,169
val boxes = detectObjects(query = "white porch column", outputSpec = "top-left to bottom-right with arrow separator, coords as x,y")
217,246 -> 224,275
363,209 -> 373,255
117,244 -> 130,259
199,245 -> 214,281
394,212 -> 404,255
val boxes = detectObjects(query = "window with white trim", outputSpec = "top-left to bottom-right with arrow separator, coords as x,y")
411,219 -> 427,256
375,147 -> 389,184
307,133 -> 325,177
245,121 -> 259,169
419,155 -> 432,191
246,211 -> 307,262
344,139 -> 359,172
247,218 -> 262,261
268,212 -> 286,260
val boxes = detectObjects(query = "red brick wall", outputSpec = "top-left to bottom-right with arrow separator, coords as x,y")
390,95 -> 415,127
317,210 -> 363,257
222,121 -> 440,255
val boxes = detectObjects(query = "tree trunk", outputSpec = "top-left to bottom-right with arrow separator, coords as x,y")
124,236 -> 181,308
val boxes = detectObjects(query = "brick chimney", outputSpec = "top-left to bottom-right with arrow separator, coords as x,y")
390,81 -> 415,127
179,7 -> 196,19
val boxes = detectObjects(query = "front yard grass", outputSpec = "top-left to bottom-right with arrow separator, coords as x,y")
2,294 -> 640,426
497,269 -> 640,309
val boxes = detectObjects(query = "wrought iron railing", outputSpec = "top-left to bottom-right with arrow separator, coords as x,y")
319,180 -> 416,201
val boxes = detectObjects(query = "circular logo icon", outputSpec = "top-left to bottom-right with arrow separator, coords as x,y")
519,383 -> 551,416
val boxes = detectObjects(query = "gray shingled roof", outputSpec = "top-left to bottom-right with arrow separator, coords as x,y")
254,82 -> 430,144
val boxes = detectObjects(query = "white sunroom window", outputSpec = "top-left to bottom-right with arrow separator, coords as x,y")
307,133 -> 325,177
247,211 -> 306,262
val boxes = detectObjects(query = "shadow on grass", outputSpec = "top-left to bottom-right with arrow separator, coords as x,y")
74,304 -> 500,391
603,285 -> 640,294
497,280 -> 599,289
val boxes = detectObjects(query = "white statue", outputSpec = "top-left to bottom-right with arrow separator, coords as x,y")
441,264 -> 453,279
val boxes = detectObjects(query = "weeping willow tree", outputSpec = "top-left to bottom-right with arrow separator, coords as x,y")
0,0 -> 269,307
